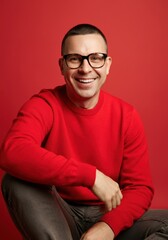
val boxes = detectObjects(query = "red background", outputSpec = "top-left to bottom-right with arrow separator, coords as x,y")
0,0 -> 168,239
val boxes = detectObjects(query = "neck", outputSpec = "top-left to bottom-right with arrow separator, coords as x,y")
66,92 -> 100,109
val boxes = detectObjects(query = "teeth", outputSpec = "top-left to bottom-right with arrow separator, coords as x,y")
78,79 -> 95,83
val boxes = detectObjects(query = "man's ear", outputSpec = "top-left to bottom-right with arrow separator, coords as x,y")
106,56 -> 112,75
59,58 -> 64,75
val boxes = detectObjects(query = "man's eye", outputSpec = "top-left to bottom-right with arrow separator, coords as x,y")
90,55 -> 102,61
68,56 -> 80,62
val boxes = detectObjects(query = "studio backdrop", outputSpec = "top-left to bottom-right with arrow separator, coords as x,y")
0,0 -> 168,239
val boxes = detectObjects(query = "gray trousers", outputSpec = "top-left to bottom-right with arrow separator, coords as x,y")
1,174 -> 168,240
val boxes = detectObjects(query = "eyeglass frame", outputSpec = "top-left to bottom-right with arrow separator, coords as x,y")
62,52 -> 108,69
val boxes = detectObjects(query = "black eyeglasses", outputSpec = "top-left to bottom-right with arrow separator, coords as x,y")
63,53 -> 108,69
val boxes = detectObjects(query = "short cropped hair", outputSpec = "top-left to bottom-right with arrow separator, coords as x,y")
61,23 -> 108,55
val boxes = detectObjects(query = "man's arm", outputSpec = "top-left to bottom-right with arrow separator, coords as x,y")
0,95 -> 96,188
80,169 -> 123,240
85,109 -> 154,238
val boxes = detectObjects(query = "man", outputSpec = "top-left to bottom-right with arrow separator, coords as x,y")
0,23 -> 168,240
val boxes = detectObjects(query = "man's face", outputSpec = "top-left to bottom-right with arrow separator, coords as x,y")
59,34 -> 112,108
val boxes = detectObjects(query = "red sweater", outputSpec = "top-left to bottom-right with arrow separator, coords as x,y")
0,85 -> 154,235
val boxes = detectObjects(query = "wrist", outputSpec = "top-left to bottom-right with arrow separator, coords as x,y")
99,221 -> 115,238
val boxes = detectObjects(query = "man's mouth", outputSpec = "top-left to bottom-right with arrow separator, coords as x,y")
75,78 -> 96,84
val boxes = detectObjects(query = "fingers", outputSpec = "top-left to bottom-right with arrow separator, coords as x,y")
112,190 -> 122,208
105,199 -> 113,212
92,170 -> 123,212
112,195 -> 117,209
116,190 -> 123,206
105,188 -> 123,211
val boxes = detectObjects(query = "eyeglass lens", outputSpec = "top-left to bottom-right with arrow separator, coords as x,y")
64,53 -> 107,69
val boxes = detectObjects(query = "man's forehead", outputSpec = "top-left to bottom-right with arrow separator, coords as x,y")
63,34 -> 107,54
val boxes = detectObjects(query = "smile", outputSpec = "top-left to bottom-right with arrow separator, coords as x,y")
75,78 -> 96,84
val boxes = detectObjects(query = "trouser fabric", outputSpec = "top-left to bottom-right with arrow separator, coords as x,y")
1,174 -> 168,240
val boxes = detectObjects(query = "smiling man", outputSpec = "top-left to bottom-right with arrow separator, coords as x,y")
1,24 -> 168,240
59,33 -> 111,109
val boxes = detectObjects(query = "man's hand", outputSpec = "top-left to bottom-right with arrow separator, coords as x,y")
80,222 -> 115,240
92,169 -> 123,211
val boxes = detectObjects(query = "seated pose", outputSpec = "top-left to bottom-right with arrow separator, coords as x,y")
0,23 -> 168,240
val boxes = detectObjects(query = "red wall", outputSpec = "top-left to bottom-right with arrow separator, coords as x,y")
1,0 -> 168,239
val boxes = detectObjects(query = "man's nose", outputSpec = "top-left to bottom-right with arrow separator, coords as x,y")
79,59 -> 92,72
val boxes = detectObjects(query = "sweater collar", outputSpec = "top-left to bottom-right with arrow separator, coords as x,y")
57,85 -> 104,116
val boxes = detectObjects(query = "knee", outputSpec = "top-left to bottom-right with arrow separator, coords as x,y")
159,212 -> 168,235
1,174 -> 25,205
144,210 -> 168,238
1,174 -> 13,200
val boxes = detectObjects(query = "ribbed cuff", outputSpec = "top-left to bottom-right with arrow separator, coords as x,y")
77,162 -> 96,188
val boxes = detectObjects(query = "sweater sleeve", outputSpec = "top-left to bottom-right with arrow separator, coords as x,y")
100,109 -> 154,236
0,95 -> 96,187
